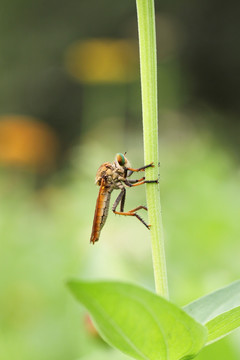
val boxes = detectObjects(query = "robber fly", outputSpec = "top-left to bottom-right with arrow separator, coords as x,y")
90,153 -> 158,244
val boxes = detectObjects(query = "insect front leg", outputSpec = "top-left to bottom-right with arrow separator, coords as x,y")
126,162 -> 154,173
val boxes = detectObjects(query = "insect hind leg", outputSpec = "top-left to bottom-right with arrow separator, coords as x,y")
128,205 -> 147,212
112,188 -> 126,213
112,188 -> 150,229
113,205 -> 150,230
134,212 -> 150,229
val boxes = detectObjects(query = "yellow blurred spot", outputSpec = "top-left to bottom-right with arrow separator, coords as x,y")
64,38 -> 139,83
0,115 -> 59,172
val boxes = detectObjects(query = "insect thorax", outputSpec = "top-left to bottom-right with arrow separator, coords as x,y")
95,162 -> 125,187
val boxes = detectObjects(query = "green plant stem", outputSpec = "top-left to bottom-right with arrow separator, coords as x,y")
136,0 -> 168,298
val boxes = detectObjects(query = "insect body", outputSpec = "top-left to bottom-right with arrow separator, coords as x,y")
90,153 -> 158,244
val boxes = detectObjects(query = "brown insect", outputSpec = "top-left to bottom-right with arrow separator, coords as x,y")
90,153 -> 158,244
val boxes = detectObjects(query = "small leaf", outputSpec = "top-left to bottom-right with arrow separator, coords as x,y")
183,280 -> 240,344
68,280 -> 207,360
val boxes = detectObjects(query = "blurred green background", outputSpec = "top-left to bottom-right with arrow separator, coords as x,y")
0,0 -> 239,359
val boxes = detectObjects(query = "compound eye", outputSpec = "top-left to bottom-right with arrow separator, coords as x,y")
116,153 -> 126,166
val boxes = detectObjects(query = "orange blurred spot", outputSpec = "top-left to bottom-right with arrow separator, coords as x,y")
64,38 -> 139,83
0,115 -> 59,172
84,313 -> 99,337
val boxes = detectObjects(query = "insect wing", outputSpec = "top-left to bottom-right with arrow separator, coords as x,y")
90,179 -> 111,244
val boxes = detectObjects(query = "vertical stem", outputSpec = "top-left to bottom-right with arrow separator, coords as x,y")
136,0 -> 168,298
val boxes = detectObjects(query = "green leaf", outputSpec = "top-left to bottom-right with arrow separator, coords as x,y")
68,280 -> 207,360
183,280 -> 240,345
78,349 -> 131,360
